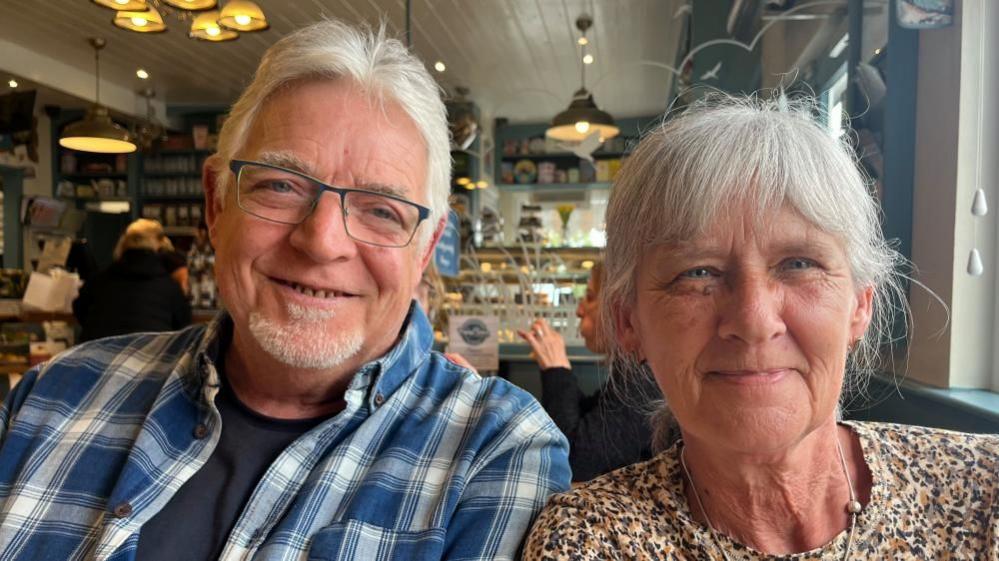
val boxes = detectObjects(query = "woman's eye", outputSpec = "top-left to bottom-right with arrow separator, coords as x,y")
781,258 -> 817,271
679,267 -> 715,279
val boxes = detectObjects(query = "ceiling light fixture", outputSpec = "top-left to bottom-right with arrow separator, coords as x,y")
92,0 -> 148,10
94,0 -> 263,41
59,38 -> 137,154
163,0 -> 217,9
583,53 -> 594,64
136,68 -> 149,79
546,14 -> 619,143
218,0 -> 268,31
7,79 -> 17,88
113,6 -> 166,32
190,10 -> 238,41
434,61 -> 446,72
577,36 -> 588,46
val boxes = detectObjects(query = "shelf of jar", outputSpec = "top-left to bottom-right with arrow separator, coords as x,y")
142,171 -> 201,177
60,172 -> 128,179
495,182 -> 612,192
141,195 -> 205,201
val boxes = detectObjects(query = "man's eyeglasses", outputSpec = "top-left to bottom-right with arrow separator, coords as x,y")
230,160 -> 430,248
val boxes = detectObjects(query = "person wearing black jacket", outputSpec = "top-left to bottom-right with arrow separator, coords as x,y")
73,219 -> 192,343
517,263 -> 667,481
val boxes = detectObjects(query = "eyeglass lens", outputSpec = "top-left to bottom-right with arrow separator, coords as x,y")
236,163 -> 421,247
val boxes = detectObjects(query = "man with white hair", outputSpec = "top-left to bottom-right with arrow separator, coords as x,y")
0,20 -> 569,560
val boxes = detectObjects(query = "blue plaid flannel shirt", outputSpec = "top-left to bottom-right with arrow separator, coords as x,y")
0,306 -> 570,560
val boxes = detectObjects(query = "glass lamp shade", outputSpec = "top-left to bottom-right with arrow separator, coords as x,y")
163,0 -> 217,9
546,88 -> 619,142
60,106 -> 137,154
219,0 -> 269,31
190,11 -> 239,41
113,7 -> 166,33
92,0 -> 148,10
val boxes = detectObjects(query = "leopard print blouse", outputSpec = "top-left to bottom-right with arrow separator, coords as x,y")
523,421 -> 999,560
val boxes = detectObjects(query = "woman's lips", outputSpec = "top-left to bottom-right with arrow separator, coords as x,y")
706,368 -> 791,385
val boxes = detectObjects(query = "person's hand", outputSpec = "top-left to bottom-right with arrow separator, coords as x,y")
517,319 -> 571,370
444,352 -> 477,372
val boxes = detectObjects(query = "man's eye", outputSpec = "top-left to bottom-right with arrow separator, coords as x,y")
365,205 -> 403,224
264,180 -> 294,193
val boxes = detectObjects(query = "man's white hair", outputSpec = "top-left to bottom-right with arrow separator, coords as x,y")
208,18 -> 451,249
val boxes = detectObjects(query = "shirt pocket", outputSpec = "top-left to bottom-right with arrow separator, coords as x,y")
307,519 -> 445,561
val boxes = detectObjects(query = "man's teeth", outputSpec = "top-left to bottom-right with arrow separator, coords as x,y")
289,282 -> 340,299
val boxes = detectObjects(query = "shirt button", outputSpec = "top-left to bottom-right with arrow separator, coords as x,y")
373,393 -> 385,406
113,502 -> 133,518
193,424 -> 209,439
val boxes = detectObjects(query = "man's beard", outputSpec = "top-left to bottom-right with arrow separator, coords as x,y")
248,303 -> 363,369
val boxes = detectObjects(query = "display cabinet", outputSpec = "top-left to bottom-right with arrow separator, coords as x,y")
442,245 -> 601,346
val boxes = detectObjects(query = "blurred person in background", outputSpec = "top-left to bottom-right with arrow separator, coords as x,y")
72,218 -> 192,342
518,262 -> 665,481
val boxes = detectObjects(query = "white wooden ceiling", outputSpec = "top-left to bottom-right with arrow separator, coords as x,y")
0,0 -> 683,123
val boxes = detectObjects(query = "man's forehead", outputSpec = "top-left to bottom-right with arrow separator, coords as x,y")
251,150 -> 413,200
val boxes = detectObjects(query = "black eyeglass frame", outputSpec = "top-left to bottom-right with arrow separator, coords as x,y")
229,159 -> 431,248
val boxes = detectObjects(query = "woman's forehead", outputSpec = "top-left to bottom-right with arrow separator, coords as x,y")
652,206 -> 847,258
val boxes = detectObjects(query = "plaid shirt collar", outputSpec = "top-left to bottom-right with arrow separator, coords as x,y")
181,301 -> 434,412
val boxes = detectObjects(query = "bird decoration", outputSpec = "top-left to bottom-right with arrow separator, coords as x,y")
559,131 -> 603,163
700,61 -> 723,81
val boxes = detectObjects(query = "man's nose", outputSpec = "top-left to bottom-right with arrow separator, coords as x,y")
288,192 -> 359,262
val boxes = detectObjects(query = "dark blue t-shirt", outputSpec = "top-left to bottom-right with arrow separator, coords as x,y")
135,371 -> 329,560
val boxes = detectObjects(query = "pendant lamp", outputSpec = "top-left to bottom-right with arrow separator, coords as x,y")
218,0 -> 268,31
190,10 -> 239,41
91,0 -> 147,10
546,15 -> 619,143
59,38 -> 137,154
113,6 -> 166,33
163,0 -> 218,9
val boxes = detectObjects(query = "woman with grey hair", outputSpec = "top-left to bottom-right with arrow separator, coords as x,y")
524,95 -> 999,559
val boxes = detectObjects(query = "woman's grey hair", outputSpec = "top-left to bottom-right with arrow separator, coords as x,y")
207,19 -> 451,249
602,93 -> 908,450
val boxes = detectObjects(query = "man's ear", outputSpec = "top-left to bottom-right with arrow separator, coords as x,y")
419,215 -> 448,270
203,155 -> 225,247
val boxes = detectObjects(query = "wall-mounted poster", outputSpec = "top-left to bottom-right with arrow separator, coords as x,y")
897,0 -> 953,29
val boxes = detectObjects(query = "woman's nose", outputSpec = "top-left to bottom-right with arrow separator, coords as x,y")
716,275 -> 787,344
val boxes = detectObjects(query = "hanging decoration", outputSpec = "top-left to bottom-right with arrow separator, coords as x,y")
968,189 -> 987,276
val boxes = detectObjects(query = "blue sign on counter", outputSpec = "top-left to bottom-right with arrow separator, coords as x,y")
434,211 -> 460,277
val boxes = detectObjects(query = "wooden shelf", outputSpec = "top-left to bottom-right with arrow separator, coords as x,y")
163,226 -> 198,236
495,182 -> 611,191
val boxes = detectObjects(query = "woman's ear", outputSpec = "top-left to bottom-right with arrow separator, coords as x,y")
614,304 -> 644,360
849,285 -> 875,343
